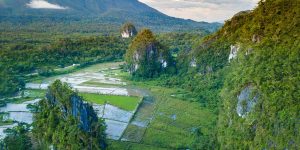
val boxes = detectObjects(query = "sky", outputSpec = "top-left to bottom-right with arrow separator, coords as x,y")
138,0 -> 259,23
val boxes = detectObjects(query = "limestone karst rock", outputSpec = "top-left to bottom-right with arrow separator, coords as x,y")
236,85 -> 259,118
121,23 -> 137,38
45,81 -> 98,132
125,29 -> 170,77
228,44 -> 240,62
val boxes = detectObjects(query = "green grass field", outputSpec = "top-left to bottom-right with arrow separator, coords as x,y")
80,93 -> 141,111
107,71 -> 218,149
108,140 -> 167,150
25,89 -> 46,98
6,89 -> 47,104
79,81 -> 120,87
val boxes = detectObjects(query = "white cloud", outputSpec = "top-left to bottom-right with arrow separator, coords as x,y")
26,0 -> 67,10
139,0 -> 259,22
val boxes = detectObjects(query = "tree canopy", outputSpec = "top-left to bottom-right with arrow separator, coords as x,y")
125,29 -> 172,78
33,80 -> 107,149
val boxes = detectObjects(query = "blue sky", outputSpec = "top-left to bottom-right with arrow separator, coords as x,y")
139,0 -> 259,22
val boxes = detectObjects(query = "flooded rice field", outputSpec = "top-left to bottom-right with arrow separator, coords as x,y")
0,99 -> 40,139
0,62 -> 155,141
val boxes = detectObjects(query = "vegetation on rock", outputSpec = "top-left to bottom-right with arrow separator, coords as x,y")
125,29 -> 173,78
217,0 -> 300,149
136,0 -> 299,149
0,0 -> 299,149
33,80 -> 107,149
121,22 -> 137,38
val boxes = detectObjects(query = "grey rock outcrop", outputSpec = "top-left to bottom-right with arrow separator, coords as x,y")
46,90 -> 98,132
228,44 -> 240,62
236,85 -> 259,118
121,23 -> 137,38
190,58 -> 197,67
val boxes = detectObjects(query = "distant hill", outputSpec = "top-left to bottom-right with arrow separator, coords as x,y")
0,0 -> 221,33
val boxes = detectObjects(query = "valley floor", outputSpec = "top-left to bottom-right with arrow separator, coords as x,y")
107,67 -> 217,149
0,62 -> 217,149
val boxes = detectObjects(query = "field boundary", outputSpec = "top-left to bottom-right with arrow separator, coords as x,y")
119,96 -> 144,139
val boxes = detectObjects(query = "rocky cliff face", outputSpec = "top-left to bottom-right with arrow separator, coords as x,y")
121,23 -> 137,38
236,85 -> 259,118
215,0 -> 300,149
228,44 -> 240,62
34,80 -> 107,149
46,83 -> 98,132
126,29 -> 171,77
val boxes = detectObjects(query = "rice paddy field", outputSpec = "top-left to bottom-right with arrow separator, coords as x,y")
24,62 -> 150,140
80,93 -> 140,111
108,79 -> 217,149
1,62 -> 217,148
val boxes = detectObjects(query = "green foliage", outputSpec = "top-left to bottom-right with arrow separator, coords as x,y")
144,0 -> 299,149
0,35 -> 129,96
0,70 -> 24,97
126,29 -> 172,78
33,80 -> 107,149
2,123 -> 32,150
214,0 -> 300,149
157,32 -> 208,56
80,93 -> 141,111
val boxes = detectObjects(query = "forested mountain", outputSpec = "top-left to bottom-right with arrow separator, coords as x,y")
123,0 -> 298,149
165,0 -> 299,149
0,0 -> 221,33
0,0 -> 159,15
1,0 -> 299,149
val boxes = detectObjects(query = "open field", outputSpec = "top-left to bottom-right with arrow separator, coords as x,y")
80,93 -> 141,111
108,74 -> 218,149
22,62 -> 145,140
2,61 -> 217,147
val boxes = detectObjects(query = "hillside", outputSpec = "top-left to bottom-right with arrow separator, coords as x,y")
182,0 -> 299,149
0,0 -> 299,149
0,0 -> 221,33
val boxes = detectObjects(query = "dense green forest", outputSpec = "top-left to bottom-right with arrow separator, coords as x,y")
216,0 -> 300,149
0,35 -> 129,97
0,0 -> 299,149
1,123 -> 32,149
123,0 -> 299,149
0,28 -> 204,97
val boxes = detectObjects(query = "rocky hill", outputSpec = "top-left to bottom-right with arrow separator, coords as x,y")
33,80 -> 107,149
186,0 -> 299,149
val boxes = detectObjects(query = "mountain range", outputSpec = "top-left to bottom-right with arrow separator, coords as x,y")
0,0 -> 221,33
